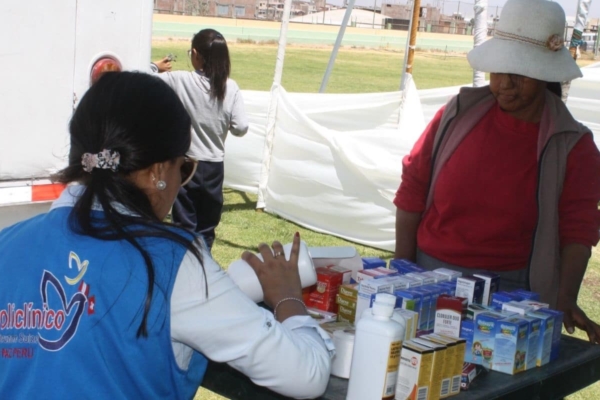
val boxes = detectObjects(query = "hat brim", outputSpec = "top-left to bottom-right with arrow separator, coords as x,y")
467,37 -> 582,82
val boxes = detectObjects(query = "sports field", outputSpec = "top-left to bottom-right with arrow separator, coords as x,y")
153,14 -> 475,52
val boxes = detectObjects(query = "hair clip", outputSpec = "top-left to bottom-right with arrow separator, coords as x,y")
81,149 -> 120,173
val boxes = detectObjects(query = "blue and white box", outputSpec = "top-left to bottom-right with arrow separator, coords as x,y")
492,317 -> 529,375
536,308 -> 564,361
491,291 -> 524,310
526,310 -> 554,367
473,312 -> 505,368
461,319 -> 476,363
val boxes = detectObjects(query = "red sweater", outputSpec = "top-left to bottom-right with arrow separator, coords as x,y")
394,104 -> 600,271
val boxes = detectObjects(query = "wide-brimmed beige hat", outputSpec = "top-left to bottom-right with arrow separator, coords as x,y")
467,0 -> 582,82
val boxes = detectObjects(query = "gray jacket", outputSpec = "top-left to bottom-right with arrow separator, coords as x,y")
427,86 -> 591,307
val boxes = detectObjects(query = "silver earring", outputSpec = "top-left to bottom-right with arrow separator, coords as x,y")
156,180 -> 167,191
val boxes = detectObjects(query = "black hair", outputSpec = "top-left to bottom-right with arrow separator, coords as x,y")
547,82 -> 562,98
192,28 -> 231,102
53,71 -> 204,338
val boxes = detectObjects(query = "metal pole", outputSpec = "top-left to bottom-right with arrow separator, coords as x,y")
320,0 -> 357,92
472,0 -> 487,86
273,0 -> 293,85
400,0 -> 421,91
257,0 -> 294,209
373,0 -> 377,28
399,1 -> 414,90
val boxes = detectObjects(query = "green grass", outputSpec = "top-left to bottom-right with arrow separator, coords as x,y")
150,42 -> 600,399
152,41 -> 474,93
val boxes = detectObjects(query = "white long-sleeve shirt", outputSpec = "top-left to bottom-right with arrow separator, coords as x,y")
52,186 -> 334,399
171,246 -> 334,399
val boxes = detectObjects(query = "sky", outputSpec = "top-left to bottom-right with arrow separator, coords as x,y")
329,0 -> 600,20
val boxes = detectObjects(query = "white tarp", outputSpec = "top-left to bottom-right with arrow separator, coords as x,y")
2,65 -> 598,251
224,65 -> 600,251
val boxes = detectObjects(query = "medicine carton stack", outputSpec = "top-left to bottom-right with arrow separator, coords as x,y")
307,255 -> 566,398
457,286 -> 564,377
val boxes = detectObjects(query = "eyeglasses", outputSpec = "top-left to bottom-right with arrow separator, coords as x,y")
180,157 -> 198,187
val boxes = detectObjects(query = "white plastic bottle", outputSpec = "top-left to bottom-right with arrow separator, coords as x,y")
226,240 -> 317,303
347,293 -> 404,400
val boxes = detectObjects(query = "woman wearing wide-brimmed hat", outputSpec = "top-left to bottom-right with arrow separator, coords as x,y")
394,0 -> 600,342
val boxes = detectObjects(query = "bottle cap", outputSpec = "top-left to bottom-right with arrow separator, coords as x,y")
372,293 -> 396,317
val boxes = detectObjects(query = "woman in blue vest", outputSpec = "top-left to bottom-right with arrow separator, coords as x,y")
0,72 -> 332,399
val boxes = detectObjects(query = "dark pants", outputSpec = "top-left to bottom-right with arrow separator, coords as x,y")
172,161 -> 224,250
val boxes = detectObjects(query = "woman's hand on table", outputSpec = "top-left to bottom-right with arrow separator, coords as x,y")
557,296 -> 600,344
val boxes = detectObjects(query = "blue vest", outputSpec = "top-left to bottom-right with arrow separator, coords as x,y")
0,207 -> 207,399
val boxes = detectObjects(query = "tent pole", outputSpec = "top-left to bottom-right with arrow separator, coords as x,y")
256,0 -> 294,209
472,0 -> 487,87
319,0 -> 357,93
400,0 -> 421,91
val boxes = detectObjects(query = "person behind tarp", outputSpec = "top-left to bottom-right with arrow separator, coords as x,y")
0,72 -> 332,399
152,28 -> 249,250
394,0 -> 600,343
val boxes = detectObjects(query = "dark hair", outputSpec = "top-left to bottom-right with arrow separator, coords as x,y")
53,71 -> 204,337
192,28 -> 231,102
547,82 -> 562,98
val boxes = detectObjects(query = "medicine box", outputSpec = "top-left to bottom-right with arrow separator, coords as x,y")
490,291 -> 524,310
337,304 -> 356,322
394,290 -> 422,312
461,362 -> 485,391
472,272 -> 500,306
405,272 -> 436,287
420,271 -> 449,283
455,276 -> 485,305
520,315 -> 541,370
361,257 -> 386,270
412,337 -> 450,399
473,312 -> 505,368
536,308 -> 564,361
336,293 -> 356,310
466,304 -> 494,321
356,268 -> 387,282
501,301 -> 535,316
518,300 -> 550,311
359,276 -> 395,296
338,283 -> 358,300
423,334 -> 464,396
492,317 -> 529,375
389,259 -> 424,274
460,319 -> 476,364
433,268 -> 462,281
511,289 -> 540,301
412,287 -> 433,332
326,264 -> 352,285
395,308 -> 418,341
396,341 -> 434,400
434,295 -> 468,338
526,310 -> 554,367
438,281 -> 457,295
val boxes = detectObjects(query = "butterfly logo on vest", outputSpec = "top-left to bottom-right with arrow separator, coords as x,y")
38,252 -> 94,351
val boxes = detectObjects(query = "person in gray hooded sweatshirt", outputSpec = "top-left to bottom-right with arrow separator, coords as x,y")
153,29 -> 249,249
